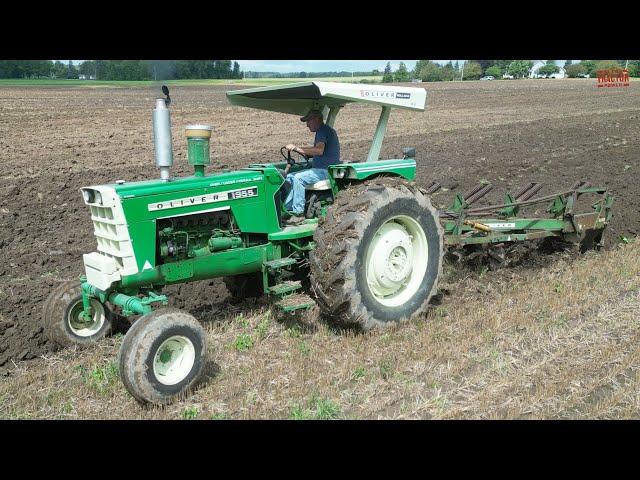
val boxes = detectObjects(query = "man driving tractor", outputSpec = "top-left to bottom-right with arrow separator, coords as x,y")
284,108 -> 341,223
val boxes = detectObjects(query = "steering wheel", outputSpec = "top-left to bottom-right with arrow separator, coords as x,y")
280,146 -> 310,168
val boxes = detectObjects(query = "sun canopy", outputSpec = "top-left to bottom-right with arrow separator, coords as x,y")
226,81 -> 427,116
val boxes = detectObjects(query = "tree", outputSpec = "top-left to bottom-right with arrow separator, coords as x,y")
595,60 -> 622,72
564,60 -> 573,68
395,62 -> 409,82
382,62 -> 393,83
538,61 -> 560,76
418,61 -> 442,82
627,60 -> 640,77
52,61 -> 67,79
508,60 -> 533,78
565,63 -> 587,77
67,61 -> 78,79
232,61 -> 241,79
476,60 -> 495,75
462,61 -> 482,80
485,65 -> 502,78
440,62 -> 456,81
580,60 -> 597,76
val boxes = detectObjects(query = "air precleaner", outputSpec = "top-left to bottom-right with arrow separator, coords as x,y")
185,124 -> 212,177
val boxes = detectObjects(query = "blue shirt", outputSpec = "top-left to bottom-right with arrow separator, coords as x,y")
312,124 -> 340,169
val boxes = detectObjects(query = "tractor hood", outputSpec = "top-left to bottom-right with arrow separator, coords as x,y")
100,169 -> 266,199
226,81 -> 427,116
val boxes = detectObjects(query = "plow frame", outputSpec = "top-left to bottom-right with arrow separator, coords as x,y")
440,184 -> 614,248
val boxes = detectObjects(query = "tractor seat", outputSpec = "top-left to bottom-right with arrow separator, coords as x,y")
305,179 -> 332,191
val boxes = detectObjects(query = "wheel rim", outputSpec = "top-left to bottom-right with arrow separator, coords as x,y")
67,299 -> 106,337
365,215 -> 428,307
153,335 -> 196,386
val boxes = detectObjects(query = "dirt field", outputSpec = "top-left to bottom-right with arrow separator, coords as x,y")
1,79 -> 639,418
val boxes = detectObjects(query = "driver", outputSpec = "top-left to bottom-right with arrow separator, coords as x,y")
283,108 -> 341,224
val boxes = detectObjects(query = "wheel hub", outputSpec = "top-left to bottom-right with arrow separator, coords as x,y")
153,335 -> 196,386
67,299 -> 105,337
368,222 -> 414,294
364,215 -> 429,308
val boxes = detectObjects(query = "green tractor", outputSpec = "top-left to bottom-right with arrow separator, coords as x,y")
43,82 -> 613,405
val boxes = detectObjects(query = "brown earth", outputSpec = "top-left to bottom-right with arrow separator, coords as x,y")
0,79 -> 639,372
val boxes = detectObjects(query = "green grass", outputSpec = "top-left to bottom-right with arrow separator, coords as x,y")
0,76 -> 382,88
233,333 -> 254,352
289,395 -> 341,420
181,406 -> 199,420
79,361 -> 119,395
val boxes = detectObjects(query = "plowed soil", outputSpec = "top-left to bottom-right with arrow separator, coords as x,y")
1,79 -> 639,369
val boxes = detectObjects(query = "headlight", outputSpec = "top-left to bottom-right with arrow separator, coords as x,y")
82,189 -> 95,203
94,191 -> 102,205
333,169 -> 346,179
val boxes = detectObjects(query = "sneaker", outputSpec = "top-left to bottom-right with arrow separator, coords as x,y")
286,214 -> 306,225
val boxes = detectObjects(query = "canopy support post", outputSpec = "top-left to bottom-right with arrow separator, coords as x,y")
366,106 -> 390,162
326,106 -> 340,128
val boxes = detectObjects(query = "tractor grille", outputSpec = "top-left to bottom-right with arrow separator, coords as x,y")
89,204 -> 136,274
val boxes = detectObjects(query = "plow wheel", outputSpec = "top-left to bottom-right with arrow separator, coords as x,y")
310,177 -> 444,331
42,280 -> 113,347
118,308 -> 207,405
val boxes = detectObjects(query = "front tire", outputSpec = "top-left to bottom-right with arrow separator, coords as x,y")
310,177 -> 443,330
118,308 -> 207,405
42,280 -> 113,347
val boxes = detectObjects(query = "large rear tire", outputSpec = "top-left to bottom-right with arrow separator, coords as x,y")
42,280 -> 113,347
118,308 -> 207,405
310,177 -> 443,331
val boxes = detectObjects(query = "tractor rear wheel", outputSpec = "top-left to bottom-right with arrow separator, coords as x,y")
310,177 -> 443,331
118,308 -> 207,405
42,280 -> 113,347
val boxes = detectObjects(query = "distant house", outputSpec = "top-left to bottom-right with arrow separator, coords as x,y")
78,74 -> 96,80
529,61 -> 566,79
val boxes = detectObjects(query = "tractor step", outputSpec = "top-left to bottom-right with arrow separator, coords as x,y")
264,257 -> 297,271
274,293 -> 316,313
267,280 -> 302,296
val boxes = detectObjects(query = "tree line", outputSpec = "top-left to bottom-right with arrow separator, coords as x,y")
382,60 -> 640,83
0,60 -> 243,80
243,70 -> 381,78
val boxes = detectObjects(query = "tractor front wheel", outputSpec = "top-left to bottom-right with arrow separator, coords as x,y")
310,177 -> 443,331
42,280 -> 113,347
118,308 -> 207,405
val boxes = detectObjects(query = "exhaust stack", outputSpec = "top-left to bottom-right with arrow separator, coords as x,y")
153,97 -> 173,181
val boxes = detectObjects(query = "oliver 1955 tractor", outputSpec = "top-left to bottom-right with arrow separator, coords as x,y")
43,82 -> 613,404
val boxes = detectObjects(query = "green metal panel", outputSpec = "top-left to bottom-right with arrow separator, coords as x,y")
329,158 -> 416,182
113,167 -> 283,272
443,218 -> 567,234
120,243 -> 273,289
268,220 -> 318,241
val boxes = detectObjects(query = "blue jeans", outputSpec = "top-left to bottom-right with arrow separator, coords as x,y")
284,168 -> 328,214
